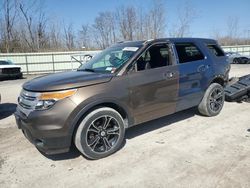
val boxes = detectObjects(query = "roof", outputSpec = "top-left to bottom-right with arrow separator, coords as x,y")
167,38 -> 216,43
113,38 -> 217,47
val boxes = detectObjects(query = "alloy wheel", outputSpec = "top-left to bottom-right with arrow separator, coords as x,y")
209,88 -> 224,113
85,115 -> 120,154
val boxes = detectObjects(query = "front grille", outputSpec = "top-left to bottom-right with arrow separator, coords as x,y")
20,94 -> 36,101
18,90 -> 39,110
2,68 -> 20,74
19,100 -> 32,109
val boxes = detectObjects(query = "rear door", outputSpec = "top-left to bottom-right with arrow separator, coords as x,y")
127,43 -> 179,124
174,42 -> 211,111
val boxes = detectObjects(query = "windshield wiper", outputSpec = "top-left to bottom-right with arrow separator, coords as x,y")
78,68 -> 95,72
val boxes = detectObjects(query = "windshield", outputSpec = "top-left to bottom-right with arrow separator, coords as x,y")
78,45 -> 141,73
0,60 -> 13,65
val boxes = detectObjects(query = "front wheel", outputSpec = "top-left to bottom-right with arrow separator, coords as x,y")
198,83 -> 225,117
74,107 -> 125,159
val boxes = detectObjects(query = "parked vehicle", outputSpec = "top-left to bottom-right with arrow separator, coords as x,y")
0,60 -> 23,80
15,38 -> 230,159
226,52 -> 250,64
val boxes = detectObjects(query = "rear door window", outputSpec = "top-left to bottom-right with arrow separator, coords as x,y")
175,43 -> 204,64
207,44 -> 225,56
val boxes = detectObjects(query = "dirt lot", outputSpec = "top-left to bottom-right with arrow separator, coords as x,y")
0,65 -> 250,188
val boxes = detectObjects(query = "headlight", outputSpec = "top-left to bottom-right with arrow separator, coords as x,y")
35,89 -> 77,110
35,99 -> 56,110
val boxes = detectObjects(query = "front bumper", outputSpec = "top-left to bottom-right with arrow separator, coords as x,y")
0,72 -> 22,79
14,98 -> 76,155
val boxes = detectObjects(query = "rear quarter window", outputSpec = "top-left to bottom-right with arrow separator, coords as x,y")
207,44 -> 225,57
175,43 -> 204,64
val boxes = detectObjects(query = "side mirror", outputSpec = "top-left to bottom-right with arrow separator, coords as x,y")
84,54 -> 93,62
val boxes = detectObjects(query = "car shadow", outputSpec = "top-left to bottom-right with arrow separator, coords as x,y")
40,146 -> 81,161
43,107 -> 197,161
0,77 -> 24,81
0,103 -> 17,120
125,107 -> 197,139
43,138 -> 127,161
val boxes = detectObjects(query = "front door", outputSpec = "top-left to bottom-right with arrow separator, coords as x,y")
127,43 -> 179,124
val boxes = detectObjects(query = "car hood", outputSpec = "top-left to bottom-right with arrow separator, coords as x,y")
23,71 -> 113,92
0,65 -> 21,68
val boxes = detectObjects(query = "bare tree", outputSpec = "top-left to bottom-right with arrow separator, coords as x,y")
148,0 -> 166,39
48,21 -> 63,50
18,0 -> 49,51
93,11 -> 117,48
117,6 -> 137,40
78,24 -> 91,49
36,4 -> 48,50
214,16 -> 240,46
227,16 -> 239,39
212,28 -> 221,40
118,1 -> 166,41
1,0 -> 18,52
19,1 -> 36,51
135,8 -> 146,40
170,1 -> 196,37
64,23 -> 75,50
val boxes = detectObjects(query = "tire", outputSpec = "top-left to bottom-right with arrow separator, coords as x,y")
198,83 -> 225,117
74,107 -> 125,159
16,75 -> 22,79
233,58 -> 241,64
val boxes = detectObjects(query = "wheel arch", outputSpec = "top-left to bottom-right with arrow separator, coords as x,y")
210,75 -> 225,87
67,99 -> 133,146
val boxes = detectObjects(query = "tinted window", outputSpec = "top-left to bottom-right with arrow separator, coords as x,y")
0,61 -> 12,65
175,43 -> 204,64
135,44 -> 171,71
207,44 -> 224,56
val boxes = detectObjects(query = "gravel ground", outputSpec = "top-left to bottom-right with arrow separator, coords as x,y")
0,65 -> 250,188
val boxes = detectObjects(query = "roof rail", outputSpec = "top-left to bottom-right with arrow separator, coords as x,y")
143,39 -> 154,44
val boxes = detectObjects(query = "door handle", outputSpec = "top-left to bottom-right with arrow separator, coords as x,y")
164,72 -> 175,79
197,65 -> 207,72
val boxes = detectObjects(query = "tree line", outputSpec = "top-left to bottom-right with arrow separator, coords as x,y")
0,0 -> 167,52
0,0 -> 249,53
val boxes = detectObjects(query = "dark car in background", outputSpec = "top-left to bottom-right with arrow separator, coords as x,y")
15,38 -> 230,159
0,60 -> 23,80
226,52 -> 250,64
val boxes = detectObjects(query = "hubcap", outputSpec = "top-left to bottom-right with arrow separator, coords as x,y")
86,115 -> 120,153
100,131 -> 106,137
209,88 -> 224,113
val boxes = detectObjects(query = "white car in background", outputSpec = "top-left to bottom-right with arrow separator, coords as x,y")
0,60 -> 23,80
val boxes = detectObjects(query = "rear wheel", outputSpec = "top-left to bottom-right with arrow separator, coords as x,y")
198,83 -> 225,116
233,58 -> 241,64
74,107 -> 125,159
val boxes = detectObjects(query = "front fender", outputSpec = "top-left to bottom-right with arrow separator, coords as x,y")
65,96 -> 134,141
